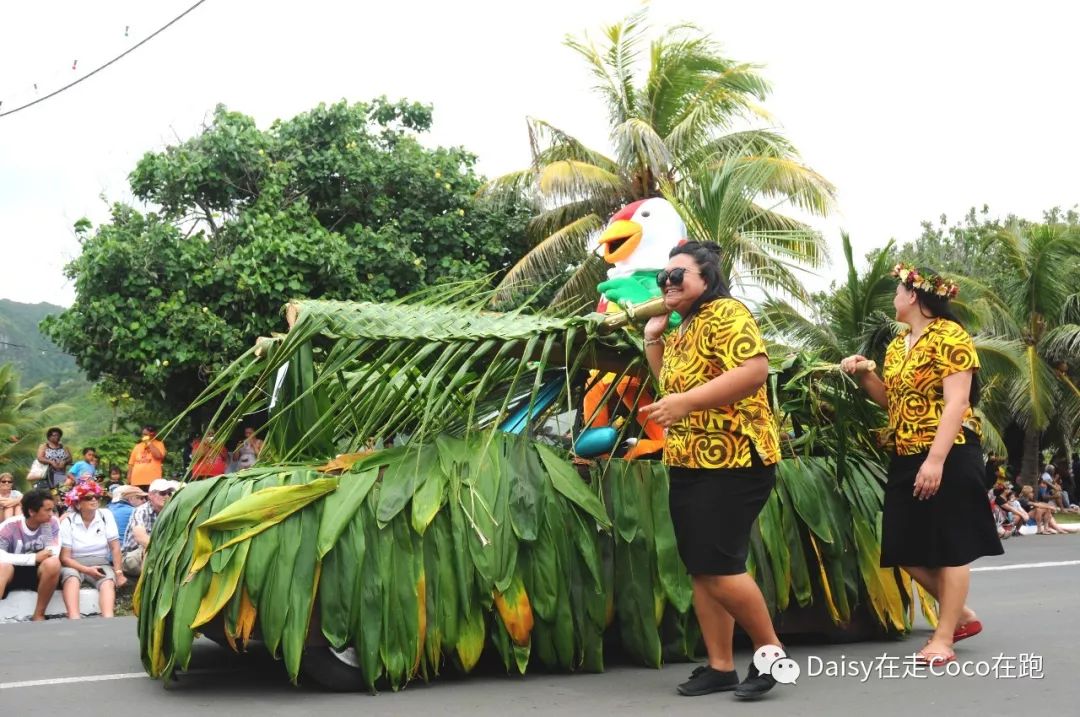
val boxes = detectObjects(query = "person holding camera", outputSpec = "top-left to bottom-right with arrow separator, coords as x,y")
127,425 -> 167,489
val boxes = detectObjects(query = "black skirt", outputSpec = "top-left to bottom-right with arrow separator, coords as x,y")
668,457 -> 776,576
881,429 -> 1004,568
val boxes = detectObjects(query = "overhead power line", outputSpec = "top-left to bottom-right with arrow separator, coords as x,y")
0,0 -> 211,119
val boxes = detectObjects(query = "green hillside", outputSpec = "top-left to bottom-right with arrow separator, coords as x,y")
0,298 -> 80,387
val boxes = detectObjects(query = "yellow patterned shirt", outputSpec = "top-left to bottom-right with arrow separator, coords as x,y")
883,318 -> 981,456
659,298 -> 781,469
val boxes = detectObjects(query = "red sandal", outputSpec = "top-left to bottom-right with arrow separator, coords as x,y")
915,649 -> 956,666
953,620 -> 982,642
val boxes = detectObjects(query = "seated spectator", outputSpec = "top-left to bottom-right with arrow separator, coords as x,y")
121,478 -> 178,577
1051,475 -> 1079,513
0,472 -> 22,519
190,431 -> 228,480
233,426 -> 263,470
993,485 -> 1029,537
0,489 -> 62,620
59,482 -> 125,619
1037,478 -> 1066,510
66,447 -> 99,486
108,485 -> 146,543
1019,485 -> 1080,534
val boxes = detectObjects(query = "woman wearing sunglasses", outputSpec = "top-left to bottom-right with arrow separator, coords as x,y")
58,481 -> 126,618
0,472 -> 22,519
640,241 -> 785,700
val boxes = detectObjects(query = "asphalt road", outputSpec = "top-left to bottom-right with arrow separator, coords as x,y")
2,535 -> 1077,716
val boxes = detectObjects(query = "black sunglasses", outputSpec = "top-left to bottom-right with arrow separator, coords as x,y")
656,267 -> 701,287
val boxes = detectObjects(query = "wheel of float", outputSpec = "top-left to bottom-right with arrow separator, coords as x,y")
301,645 -> 368,691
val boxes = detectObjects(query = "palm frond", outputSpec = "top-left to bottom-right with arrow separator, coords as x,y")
757,298 -> 841,359
1027,224 -> 1080,319
550,256 -> 609,314
661,63 -> 773,157
537,161 -> 625,203
168,296 -> 646,463
611,118 -> 673,186
526,118 -> 621,173
492,214 -> 604,303
564,9 -> 648,127
1008,343 -> 1060,431
706,155 -> 836,217
686,128 -> 798,170
478,169 -> 538,202
1042,323 -> 1080,364
971,335 -> 1024,382
526,198 -> 620,241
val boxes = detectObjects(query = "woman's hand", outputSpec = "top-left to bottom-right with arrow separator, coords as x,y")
840,354 -> 870,375
914,457 -> 944,500
643,313 -> 671,342
115,572 -> 127,588
639,393 -> 693,428
84,565 -> 106,579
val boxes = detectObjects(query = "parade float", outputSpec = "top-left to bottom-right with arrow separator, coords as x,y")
135,200 -> 935,692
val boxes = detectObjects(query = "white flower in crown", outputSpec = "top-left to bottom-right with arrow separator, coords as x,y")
898,268 -> 911,282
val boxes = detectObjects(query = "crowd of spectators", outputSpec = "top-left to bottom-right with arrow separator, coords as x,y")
987,457 -> 1080,538
0,423 -> 262,620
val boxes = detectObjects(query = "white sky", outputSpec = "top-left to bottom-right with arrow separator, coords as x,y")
2,0 -> 1078,307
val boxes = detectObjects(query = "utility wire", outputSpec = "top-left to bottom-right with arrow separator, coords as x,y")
0,0 -> 210,119
0,339 -> 72,357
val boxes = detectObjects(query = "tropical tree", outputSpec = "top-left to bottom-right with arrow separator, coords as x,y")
42,99 -> 534,419
896,208 -> 1080,473
486,9 -> 835,306
0,363 -> 71,483
978,223 -> 1080,481
759,234 -> 899,365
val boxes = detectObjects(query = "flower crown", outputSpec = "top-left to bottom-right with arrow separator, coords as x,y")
891,262 -> 959,299
65,480 -> 103,508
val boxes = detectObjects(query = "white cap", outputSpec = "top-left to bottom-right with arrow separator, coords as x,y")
148,478 -> 180,494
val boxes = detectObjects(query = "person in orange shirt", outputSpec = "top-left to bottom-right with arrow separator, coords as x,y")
127,425 -> 167,488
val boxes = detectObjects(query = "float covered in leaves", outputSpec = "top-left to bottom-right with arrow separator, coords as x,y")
136,292 -> 933,690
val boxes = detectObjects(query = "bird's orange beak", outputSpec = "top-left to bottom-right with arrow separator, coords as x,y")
598,219 -> 642,264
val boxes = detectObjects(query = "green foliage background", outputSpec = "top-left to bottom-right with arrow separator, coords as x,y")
42,98 -> 534,421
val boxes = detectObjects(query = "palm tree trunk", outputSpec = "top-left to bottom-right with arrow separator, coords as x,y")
1020,426 -> 1040,486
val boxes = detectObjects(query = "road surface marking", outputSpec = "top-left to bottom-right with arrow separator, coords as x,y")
972,560 -> 1080,572
1,672 -> 146,690
0,667 -> 230,690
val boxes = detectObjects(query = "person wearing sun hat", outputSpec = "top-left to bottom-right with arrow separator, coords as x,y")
121,478 -> 178,577
842,263 -> 1003,667
58,481 -> 125,618
108,485 -> 147,545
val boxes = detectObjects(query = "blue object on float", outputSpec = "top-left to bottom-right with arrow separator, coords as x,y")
498,376 -> 563,435
573,427 -> 618,458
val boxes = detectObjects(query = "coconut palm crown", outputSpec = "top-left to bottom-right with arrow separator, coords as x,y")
485,9 -> 836,308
